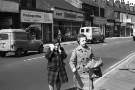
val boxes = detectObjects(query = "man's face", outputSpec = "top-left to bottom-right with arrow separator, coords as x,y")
79,37 -> 87,47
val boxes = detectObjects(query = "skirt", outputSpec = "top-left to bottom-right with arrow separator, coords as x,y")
48,66 -> 68,85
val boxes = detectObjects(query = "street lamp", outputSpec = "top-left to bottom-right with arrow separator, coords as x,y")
51,7 -> 55,41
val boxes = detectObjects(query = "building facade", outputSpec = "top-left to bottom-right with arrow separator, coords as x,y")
36,0 -> 84,42
81,0 -> 107,36
1,0 -> 135,44
0,0 -> 20,29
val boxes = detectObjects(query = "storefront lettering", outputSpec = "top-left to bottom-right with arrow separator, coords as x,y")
54,9 -> 83,21
56,12 -> 63,16
23,13 -> 42,18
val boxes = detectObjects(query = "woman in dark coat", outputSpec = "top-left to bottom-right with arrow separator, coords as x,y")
45,40 -> 68,90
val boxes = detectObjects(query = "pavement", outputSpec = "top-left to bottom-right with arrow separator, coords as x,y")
43,36 -> 135,90
94,51 -> 135,90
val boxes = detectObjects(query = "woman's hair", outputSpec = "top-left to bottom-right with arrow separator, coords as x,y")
77,34 -> 87,44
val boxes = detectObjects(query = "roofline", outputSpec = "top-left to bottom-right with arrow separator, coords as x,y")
54,7 -> 84,14
0,29 -> 26,33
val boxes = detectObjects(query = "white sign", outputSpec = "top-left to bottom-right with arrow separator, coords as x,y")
21,10 -> 53,23
54,9 -> 84,21
0,1 -> 19,13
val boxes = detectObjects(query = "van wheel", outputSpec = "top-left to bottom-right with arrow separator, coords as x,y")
91,39 -> 95,44
24,50 -> 28,55
15,49 -> 22,57
38,46 -> 43,53
0,52 -> 6,57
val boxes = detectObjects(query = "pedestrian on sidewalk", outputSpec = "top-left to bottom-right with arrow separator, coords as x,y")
69,34 -> 102,90
45,39 -> 68,90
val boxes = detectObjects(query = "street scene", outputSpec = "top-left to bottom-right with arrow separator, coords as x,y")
0,37 -> 135,90
1,0 -> 135,90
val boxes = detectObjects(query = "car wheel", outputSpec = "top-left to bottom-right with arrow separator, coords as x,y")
38,46 -> 43,53
133,37 -> 135,41
24,50 -> 28,55
0,52 -> 6,57
15,49 -> 22,57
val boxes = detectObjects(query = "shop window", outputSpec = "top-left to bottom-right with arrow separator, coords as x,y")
20,0 -> 36,8
100,8 -> 105,17
93,7 -> 99,16
0,34 -> 8,40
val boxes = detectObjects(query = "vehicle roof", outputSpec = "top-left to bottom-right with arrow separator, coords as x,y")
80,27 -> 100,29
0,29 -> 26,33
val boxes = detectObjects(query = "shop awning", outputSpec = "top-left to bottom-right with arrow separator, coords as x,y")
37,0 -> 83,13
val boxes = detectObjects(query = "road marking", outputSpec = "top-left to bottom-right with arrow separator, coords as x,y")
24,56 -> 44,62
102,43 -> 107,46
94,52 -> 135,84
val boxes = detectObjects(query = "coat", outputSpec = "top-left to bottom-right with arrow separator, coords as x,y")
69,45 -> 94,89
45,46 -> 68,85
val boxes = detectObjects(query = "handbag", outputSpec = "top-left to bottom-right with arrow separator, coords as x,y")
86,57 -> 103,78
93,67 -> 102,77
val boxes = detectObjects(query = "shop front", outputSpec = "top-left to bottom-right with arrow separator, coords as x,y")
20,9 -> 53,43
53,9 -> 84,41
114,21 -> 121,37
105,22 -> 114,37
120,13 -> 133,37
93,17 -> 107,36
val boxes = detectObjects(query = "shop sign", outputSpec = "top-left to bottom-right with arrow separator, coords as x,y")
21,10 -> 53,23
121,23 -> 126,26
115,22 -> 121,26
106,22 -> 114,26
0,0 -> 19,13
93,17 -> 107,25
44,13 -> 53,23
53,9 -> 84,21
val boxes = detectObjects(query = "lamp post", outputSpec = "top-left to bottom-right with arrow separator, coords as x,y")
51,7 -> 55,42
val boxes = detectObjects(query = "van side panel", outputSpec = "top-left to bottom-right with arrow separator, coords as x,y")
0,32 -> 11,51
13,32 -> 29,51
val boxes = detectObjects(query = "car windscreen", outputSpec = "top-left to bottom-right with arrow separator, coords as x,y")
13,32 -> 27,40
0,34 -> 8,40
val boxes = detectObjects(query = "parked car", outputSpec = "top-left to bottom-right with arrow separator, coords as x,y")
0,29 -> 43,57
79,27 -> 105,43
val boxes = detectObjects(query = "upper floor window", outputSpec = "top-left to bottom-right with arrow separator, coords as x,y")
20,0 -> 36,8
100,8 -> 105,17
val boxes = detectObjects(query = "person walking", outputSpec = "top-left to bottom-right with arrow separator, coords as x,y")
69,34 -> 102,90
45,39 -> 68,90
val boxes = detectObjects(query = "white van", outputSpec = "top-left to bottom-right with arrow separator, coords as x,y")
80,27 -> 105,43
133,28 -> 135,41
0,29 -> 43,57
